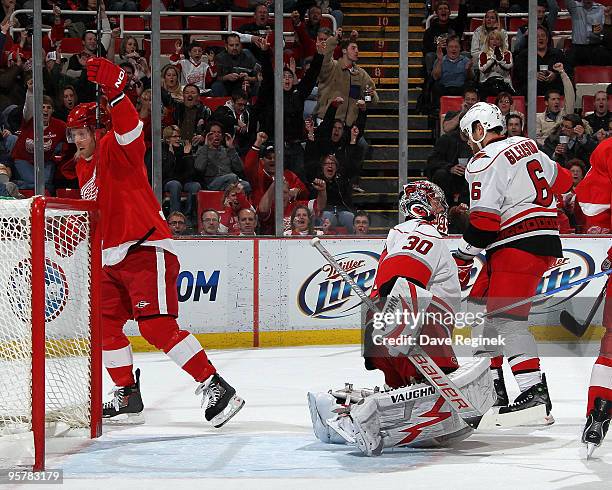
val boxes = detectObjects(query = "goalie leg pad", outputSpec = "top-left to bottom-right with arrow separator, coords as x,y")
351,358 -> 495,451
307,391 -> 348,445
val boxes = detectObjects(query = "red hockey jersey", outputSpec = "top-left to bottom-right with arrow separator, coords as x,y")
575,137 -> 612,232
76,94 -> 173,266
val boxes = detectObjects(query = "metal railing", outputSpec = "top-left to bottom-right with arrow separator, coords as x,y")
10,9 -> 336,38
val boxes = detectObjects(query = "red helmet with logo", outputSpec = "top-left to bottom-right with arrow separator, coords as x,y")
66,101 -> 111,132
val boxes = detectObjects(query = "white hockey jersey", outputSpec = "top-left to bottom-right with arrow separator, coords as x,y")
172,58 -> 210,91
374,219 -> 460,313
463,135 -> 572,256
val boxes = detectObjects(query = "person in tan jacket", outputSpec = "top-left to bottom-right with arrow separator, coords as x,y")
315,34 -> 378,127
536,63 -> 575,146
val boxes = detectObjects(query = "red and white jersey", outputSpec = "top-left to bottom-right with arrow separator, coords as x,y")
76,94 -> 173,266
464,135 -> 572,256
374,219 -> 460,313
170,57 -> 209,91
575,137 -> 612,232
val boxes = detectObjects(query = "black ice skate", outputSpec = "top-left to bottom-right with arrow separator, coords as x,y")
493,368 -> 509,407
196,373 -> 245,428
582,397 -> 612,459
498,373 -> 554,426
103,368 -> 144,424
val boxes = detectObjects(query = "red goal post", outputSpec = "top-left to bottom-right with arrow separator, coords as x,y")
0,197 -> 102,471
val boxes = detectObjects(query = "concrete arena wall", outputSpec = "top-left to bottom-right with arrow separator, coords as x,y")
121,236 -> 611,351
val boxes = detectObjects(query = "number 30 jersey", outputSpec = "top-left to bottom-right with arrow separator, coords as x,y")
374,220 -> 461,314
463,135 -> 573,257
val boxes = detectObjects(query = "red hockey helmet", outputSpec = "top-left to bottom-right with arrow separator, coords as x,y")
399,180 -> 449,234
66,101 -> 111,142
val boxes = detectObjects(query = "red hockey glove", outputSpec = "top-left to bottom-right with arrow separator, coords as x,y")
86,57 -> 126,100
453,252 -> 474,289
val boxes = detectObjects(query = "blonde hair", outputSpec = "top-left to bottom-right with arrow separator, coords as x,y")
479,10 -> 500,46
484,29 -> 507,53
163,125 -> 180,141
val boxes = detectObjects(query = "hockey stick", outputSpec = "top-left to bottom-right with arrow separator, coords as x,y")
483,269 -> 612,319
310,237 -> 485,429
559,278 -> 608,337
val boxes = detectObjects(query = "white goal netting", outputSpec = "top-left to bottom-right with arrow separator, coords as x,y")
0,197 -> 94,436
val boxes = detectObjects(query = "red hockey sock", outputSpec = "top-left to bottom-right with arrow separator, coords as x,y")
587,356 -> 612,416
490,355 -> 503,369
138,316 -> 216,382
103,337 -> 135,387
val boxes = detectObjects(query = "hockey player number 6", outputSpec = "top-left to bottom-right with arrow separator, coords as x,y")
526,159 -> 553,207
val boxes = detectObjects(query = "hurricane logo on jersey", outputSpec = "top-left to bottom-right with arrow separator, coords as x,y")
8,258 -> 69,323
298,250 -> 379,319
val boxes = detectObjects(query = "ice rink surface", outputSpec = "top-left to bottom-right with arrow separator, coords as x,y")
38,346 -> 611,490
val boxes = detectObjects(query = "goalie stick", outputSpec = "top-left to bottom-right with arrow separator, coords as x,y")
310,237 -> 485,429
559,279 -> 608,338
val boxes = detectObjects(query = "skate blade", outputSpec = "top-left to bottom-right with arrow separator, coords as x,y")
211,395 -> 245,428
103,412 -> 145,425
585,442 -> 598,460
477,404 -> 550,429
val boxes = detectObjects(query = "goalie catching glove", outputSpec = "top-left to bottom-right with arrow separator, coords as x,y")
86,57 -> 127,100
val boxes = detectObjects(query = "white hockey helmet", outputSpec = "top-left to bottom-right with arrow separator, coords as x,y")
459,102 -> 506,148
399,180 -> 449,235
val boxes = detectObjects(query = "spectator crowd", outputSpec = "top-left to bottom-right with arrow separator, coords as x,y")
423,0 -> 612,233
2,0 -> 611,236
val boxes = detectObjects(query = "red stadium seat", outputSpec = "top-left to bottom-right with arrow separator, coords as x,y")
201,96 -> 231,112
56,188 -> 81,199
160,16 -> 183,31
143,38 -> 182,57
59,37 -> 83,54
187,16 -> 223,31
582,94 -> 612,115
440,96 -> 464,115
575,65 -> 612,84
469,18 -> 482,32
508,17 -> 527,32
197,191 -> 225,234
123,17 -> 145,31
555,17 -> 573,31
228,16 -> 252,31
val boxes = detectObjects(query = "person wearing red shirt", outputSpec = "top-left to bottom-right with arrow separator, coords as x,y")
257,177 -> 326,235
66,57 -> 244,428
575,136 -> 612,456
219,181 -> 253,235
244,131 -> 308,207
12,78 -> 68,191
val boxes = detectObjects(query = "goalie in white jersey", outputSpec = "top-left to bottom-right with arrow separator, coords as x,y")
455,103 -> 573,423
307,181 -> 495,455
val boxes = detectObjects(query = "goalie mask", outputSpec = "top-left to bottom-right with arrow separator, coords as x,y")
399,180 -> 449,235
459,102 -> 505,149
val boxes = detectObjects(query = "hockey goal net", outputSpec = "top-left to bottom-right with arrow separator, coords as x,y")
0,197 -> 101,470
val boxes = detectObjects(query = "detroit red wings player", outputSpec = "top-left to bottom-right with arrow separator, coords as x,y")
66,57 -> 244,427
455,103 -> 572,424
574,137 -> 612,457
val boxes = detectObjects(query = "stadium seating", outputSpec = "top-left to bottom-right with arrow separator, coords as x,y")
123,17 -> 146,32
575,66 -> 612,84
581,94 -> 612,115
160,17 -> 183,31
187,16 -> 223,31
201,96 -> 231,111
486,96 -> 526,116
143,38 -> 182,57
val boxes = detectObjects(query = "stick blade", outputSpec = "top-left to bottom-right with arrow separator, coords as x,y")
559,310 -> 588,337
